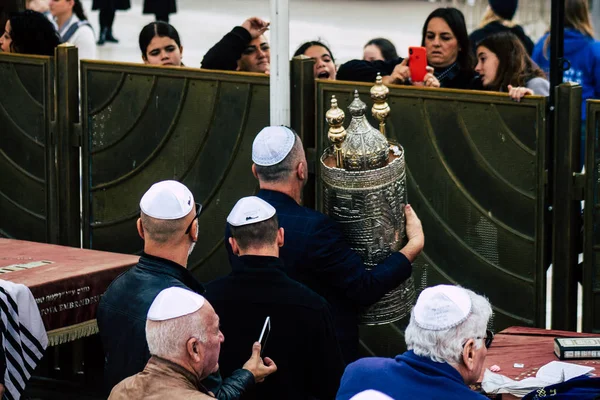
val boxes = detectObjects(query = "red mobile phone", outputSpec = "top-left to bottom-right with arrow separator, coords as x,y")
409,46 -> 427,82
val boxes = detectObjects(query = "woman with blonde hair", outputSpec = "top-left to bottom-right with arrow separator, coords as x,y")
533,0 -> 600,162
469,0 -> 534,55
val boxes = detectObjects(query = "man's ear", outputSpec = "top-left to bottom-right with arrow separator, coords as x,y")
229,237 -> 241,256
189,220 -> 198,242
251,164 -> 258,179
187,337 -> 202,363
277,227 -> 284,247
462,339 -> 476,371
297,161 -> 306,181
137,218 -> 145,240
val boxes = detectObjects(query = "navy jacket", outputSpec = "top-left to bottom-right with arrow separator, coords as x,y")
225,189 -> 412,363
336,351 -> 488,400
533,29 -> 600,122
97,253 -> 254,399
206,255 -> 345,399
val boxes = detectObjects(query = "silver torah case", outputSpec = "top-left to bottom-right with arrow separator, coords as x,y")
320,89 -> 416,325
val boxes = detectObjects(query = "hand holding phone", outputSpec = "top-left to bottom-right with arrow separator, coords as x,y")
409,46 -> 428,82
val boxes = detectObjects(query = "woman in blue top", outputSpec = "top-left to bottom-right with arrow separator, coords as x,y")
533,0 -> 600,162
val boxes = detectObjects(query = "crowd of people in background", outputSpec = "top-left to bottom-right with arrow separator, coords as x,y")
0,0 -> 597,104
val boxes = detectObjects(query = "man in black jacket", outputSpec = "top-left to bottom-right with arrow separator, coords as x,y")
225,126 -> 425,364
201,17 -> 270,73
97,180 -> 277,399
208,196 -> 345,399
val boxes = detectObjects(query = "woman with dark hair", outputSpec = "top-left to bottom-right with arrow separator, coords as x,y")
50,0 -> 96,59
363,38 -> 398,62
475,32 -> 549,101
293,40 -> 336,80
92,0 -> 130,46
469,0 -> 534,55
0,10 -> 60,56
337,7 -> 477,89
143,0 -> 176,23
139,21 -> 183,66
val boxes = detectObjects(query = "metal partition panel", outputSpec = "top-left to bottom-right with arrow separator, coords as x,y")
0,53 -> 55,243
316,82 -> 547,352
81,61 -> 269,282
583,100 -> 600,333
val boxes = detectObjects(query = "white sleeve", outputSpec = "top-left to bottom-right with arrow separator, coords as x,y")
71,26 -> 97,60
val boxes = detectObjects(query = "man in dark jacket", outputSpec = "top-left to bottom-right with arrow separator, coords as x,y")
225,126 -> 425,364
201,17 -> 270,73
97,180 -> 277,399
469,0 -> 534,55
208,196 -> 345,399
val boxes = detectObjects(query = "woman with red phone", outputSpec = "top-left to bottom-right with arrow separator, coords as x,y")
337,8 -> 480,90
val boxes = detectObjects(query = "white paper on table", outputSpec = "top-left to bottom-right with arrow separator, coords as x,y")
481,361 -> 595,398
536,361 -> 595,382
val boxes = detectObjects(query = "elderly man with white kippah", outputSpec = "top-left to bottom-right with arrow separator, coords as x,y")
336,285 -> 493,400
98,180 -> 277,400
207,196 -> 344,399
225,126 -> 425,364
109,287 -> 223,399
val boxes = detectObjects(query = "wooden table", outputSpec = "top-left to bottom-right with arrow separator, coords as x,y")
480,326 -> 600,399
0,239 -> 138,346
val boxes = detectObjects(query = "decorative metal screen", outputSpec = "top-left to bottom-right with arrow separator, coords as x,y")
81,62 -> 269,282
317,82 -> 547,356
583,100 -> 600,333
0,53 -> 55,243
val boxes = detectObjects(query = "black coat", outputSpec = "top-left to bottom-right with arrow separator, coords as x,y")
225,190 -> 413,364
206,255 -> 345,400
143,0 -> 177,15
96,253 -> 255,400
201,26 -> 251,71
337,57 -> 482,90
470,22 -> 535,55
92,0 -> 130,11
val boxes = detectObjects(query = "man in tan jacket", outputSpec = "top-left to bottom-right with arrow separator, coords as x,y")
108,287 -> 276,399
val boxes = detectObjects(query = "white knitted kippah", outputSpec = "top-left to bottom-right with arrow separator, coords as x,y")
413,285 -> 472,331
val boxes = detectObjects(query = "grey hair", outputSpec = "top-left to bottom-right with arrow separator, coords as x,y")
254,133 -> 304,183
404,287 -> 492,365
145,309 -> 207,359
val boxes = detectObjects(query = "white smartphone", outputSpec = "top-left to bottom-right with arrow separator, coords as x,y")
258,316 -> 271,356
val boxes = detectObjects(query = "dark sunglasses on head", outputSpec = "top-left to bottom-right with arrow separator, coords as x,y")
185,202 -> 202,234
